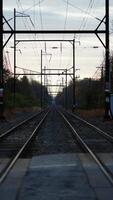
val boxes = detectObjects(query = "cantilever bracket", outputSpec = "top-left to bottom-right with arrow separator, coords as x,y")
95,33 -> 106,48
69,41 -> 73,45
16,41 -> 20,46
3,15 -> 14,48
3,32 -> 13,48
69,74 -> 73,80
3,16 -> 13,31
96,16 -> 106,31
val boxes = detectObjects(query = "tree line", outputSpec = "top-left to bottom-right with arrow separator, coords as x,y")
4,70 -> 52,108
55,53 -> 113,110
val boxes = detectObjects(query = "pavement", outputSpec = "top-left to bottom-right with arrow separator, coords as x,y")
0,153 -> 113,200
18,153 -> 113,200
0,159 -> 30,200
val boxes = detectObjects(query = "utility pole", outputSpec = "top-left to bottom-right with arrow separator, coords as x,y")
65,69 -> 67,109
101,66 -> 104,83
0,0 -> 4,119
73,37 -> 76,112
41,50 -> 43,110
104,0 -> 111,119
61,77 -> 64,107
44,66 -> 46,107
14,8 -> 16,107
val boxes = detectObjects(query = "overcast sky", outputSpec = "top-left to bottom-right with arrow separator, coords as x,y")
3,0 -> 113,94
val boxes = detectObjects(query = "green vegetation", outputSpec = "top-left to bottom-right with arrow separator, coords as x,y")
4,72 -> 51,108
55,78 -> 104,109
55,53 -> 113,110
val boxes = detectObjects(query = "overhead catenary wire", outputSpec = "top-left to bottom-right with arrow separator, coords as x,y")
62,0 -> 69,40
16,0 -> 40,57
34,0 -> 36,29
64,0 -> 69,30
38,0 -> 45,53
13,0 -> 110,86
22,0 -> 45,13
17,0 -> 49,70
61,0 -> 104,23
16,0 -> 53,74
39,0 -> 44,30
16,1 -> 50,83
79,0 -> 95,30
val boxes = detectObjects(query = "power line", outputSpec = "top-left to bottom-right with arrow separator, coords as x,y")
61,0 -> 103,23
64,0 -> 69,30
39,0 -> 43,30
79,0 -> 95,30
19,0 -> 45,13
33,0 -> 36,29
16,0 -> 41,58
17,1 -> 49,72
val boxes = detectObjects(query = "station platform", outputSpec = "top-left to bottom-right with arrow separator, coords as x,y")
0,153 -> 113,200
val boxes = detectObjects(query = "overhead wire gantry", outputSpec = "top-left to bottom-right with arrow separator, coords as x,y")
0,0 -> 111,119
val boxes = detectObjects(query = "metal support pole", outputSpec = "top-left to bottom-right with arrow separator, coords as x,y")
104,0 -> 111,119
65,69 -> 68,109
44,66 -> 46,107
0,0 -> 4,119
14,8 -> 16,107
73,38 -> 76,112
41,50 -> 43,109
61,77 -> 65,107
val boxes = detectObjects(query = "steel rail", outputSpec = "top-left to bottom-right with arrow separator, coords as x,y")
0,110 -> 49,184
58,110 -> 113,186
65,110 -> 113,143
0,110 -> 45,139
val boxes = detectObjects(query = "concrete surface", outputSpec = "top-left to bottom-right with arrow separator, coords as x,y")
0,159 -> 30,200
79,153 -> 113,200
0,153 -> 113,200
18,154 -> 97,200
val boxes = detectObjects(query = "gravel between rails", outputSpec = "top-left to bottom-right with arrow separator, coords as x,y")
74,111 -> 113,136
63,111 -> 113,153
24,108 -> 82,157
0,111 -> 47,158
85,117 -> 113,136
0,111 -> 38,135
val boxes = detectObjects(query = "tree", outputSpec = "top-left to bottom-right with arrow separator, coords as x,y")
4,75 -> 52,108
55,78 -> 104,109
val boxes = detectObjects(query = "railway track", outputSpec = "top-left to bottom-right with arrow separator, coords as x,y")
66,110 -> 113,142
60,109 -> 113,152
58,108 -> 113,185
0,110 -> 44,138
0,107 -> 113,189
0,109 -> 49,183
0,109 -> 49,158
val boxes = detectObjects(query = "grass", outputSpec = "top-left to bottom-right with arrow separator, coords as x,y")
75,108 -> 104,119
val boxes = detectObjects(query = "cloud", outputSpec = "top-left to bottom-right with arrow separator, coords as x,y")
3,0 -> 113,79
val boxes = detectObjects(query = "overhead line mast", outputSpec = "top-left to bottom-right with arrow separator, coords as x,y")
0,0 -> 4,119
1,0 -> 112,119
105,0 -> 111,119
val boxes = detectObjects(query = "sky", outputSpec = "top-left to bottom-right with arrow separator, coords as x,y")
3,0 -> 113,95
